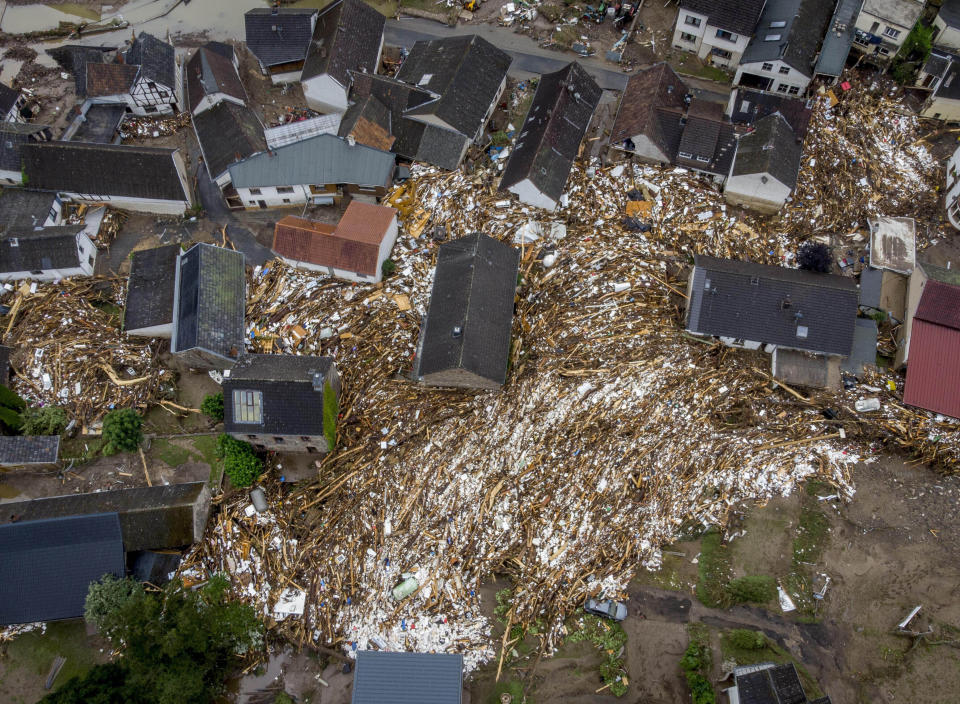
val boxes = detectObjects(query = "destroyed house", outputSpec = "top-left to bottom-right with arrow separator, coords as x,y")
223,354 -> 341,454
499,62 -> 601,211
0,435 -> 60,467
814,0 -> 863,81
186,44 -> 246,116
903,280 -> 960,419
352,651 -> 463,704
610,63 -> 739,181
300,0 -> 385,114
227,132 -> 395,209
415,232 -> 520,390
22,141 -> 191,215
0,82 -> 26,123
0,513 -> 125,625
124,244 -> 180,337
122,32 -> 181,115
0,482 -> 212,552
728,663 -> 831,704
0,225 -> 96,281
0,122 -> 51,185
734,0 -> 835,97
724,113 -> 803,214
192,101 -> 266,188
272,200 -> 398,282
686,255 -> 858,388
171,243 -> 246,369
245,7 -> 318,83
46,44 -> 114,98
672,0 -> 765,71
338,94 -> 395,151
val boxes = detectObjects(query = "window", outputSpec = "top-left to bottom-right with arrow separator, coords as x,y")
878,47 -> 890,56
30,270 -> 43,275
715,29 -> 736,42
796,325 -> 809,339
685,15 -> 701,27
788,85 -> 800,95
144,106 -> 157,113
87,254 -> 94,266
276,186 -> 294,193
282,198 -> 291,203
769,21 -> 786,28
680,32 -> 697,43
779,66 -> 789,75
777,84 -> 789,93
883,26 -> 900,39
148,81 -> 156,89
273,437 -> 285,443
854,34 -> 870,47
232,390 -> 263,424
696,155 -> 710,163
765,34 -> 781,41
8,237 -> 18,247
300,436 -> 310,442
248,434 -> 257,440
249,188 -> 262,195
869,21 -> 879,33
678,151 -> 694,159
762,62 -> 773,71
306,446 -> 318,454
711,47 -> 732,59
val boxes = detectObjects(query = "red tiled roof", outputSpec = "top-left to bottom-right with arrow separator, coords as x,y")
86,63 -> 139,98
915,279 -> 960,330
903,319 -> 960,419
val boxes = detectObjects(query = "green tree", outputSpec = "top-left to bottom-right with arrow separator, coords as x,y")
201,392 -> 224,422
40,662 -> 130,703
85,574 -> 145,634
19,405 -> 68,435
216,434 -> 263,488
102,408 -> 143,454
381,258 -> 396,278
0,383 -> 25,432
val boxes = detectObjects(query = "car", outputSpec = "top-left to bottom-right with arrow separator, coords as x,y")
584,598 -> 627,621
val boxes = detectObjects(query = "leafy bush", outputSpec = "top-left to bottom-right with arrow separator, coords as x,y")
381,258 -> 397,278
796,241 -> 832,273
216,434 -> 262,488
20,405 -> 68,435
0,383 -> 25,432
726,629 -> 766,650
85,575 -> 145,634
0,383 -> 26,411
726,575 -> 776,605
41,662 -> 130,703
102,408 -> 143,454
680,641 -> 711,674
322,381 -> 338,451
201,392 -> 224,422
685,672 -> 716,704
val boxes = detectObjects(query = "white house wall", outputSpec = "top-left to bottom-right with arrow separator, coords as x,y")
373,217 -> 399,282
0,265 -> 88,282
724,173 -> 792,213
934,16 -> 960,50
302,74 -> 349,114
0,168 -> 22,186
192,92 -> 244,116
126,322 -> 173,338
735,58 -> 810,96
271,69 -> 303,85
617,132 -> 672,164
237,184 -> 313,208
946,144 -> 960,229
921,95 -> 960,122
130,77 -> 177,116
61,192 -> 188,215
508,177 -> 558,211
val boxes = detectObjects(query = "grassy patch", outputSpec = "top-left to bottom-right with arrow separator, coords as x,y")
553,25 -> 580,48
680,623 -> 715,704
510,91 -> 535,128
719,629 -> 822,698
151,439 -> 192,468
726,575 -> 777,605
669,55 -> 732,84
696,529 -> 732,608
782,481 -> 831,615
488,680 -> 526,704
633,552 -> 688,591
397,0 -> 444,12
59,435 -> 105,463
566,612 -> 628,696
3,621 -> 100,690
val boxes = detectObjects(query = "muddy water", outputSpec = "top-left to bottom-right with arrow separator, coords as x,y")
0,3 -> 99,34
0,482 -> 21,499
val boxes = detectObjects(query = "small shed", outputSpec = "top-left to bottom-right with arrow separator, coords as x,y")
0,435 -> 60,467
351,651 -> 463,704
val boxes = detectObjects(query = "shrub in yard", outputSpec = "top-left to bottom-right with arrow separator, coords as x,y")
0,383 -> 25,432
102,408 -> 143,454
685,672 -> 716,704
19,405 -> 68,436
381,258 -> 397,278
216,434 -> 263,488
726,575 -> 776,605
201,392 -> 224,421
726,628 -> 767,650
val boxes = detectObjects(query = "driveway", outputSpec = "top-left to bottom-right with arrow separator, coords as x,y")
194,163 -> 273,267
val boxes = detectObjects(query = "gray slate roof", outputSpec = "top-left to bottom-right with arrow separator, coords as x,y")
499,62 -> 601,204
735,663 -> 823,704
0,344 -> 10,384
224,354 -> 336,437
0,226 -> 85,275
0,83 -> 20,115
186,46 -> 247,113
933,54 -> 960,101
730,113 -> 802,189
942,0 -> 960,28
741,0 -> 835,76
0,122 -> 50,174
125,244 -> 179,332
399,35 -> 511,139
0,513 -> 125,625
687,255 -> 858,356
679,0 -> 766,36
124,32 -> 176,89
0,482 -> 210,551
228,132 -> 394,189
22,141 -> 188,202
417,233 -> 520,386
174,243 -> 245,363
302,0 -> 384,85
0,189 -> 58,229
352,651 -> 463,704
0,435 -> 61,465
815,0 -> 863,77
193,101 -> 266,181
728,89 -> 813,138
245,7 -> 317,68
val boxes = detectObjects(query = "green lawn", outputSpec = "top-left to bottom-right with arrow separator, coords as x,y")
1,621 -> 101,696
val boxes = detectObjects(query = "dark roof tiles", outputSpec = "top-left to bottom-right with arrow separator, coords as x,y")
0,83 -> 21,114
731,113 -> 802,189
85,62 -> 139,97
245,7 -> 317,68
192,101 -> 265,180
186,46 -> 246,113
124,32 -> 175,89
0,226 -> 85,274
302,0 -> 385,86
351,651 -> 463,704
680,0 -> 766,37
0,435 -> 61,465
914,280 -> 960,330
125,244 -> 179,332
610,62 -> 687,145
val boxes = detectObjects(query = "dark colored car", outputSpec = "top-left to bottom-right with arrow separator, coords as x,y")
585,598 -> 627,621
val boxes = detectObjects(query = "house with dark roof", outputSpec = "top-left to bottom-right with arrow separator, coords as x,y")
186,43 -> 246,116
0,513 -> 125,625
301,0 -> 385,114
903,280 -> 960,418
610,63 -> 739,182
122,32 -> 181,115
934,0 -> 960,51
351,651 -> 464,704
124,244 -> 180,337
895,260 -> 960,367
415,232 -> 520,390
223,354 -> 340,455
733,0 -> 835,97
0,435 -> 61,467
0,82 -> 27,123
272,200 -> 398,282
171,243 -> 246,369
0,122 -> 51,185
0,225 -> 97,281
919,50 -> 960,121
672,0 -> 766,70
814,0 -> 864,81
686,255 -> 859,388
724,113 -> 803,213
725,663 -> 831,704
0,482 -> 212,552
338,94 -> 395,151
192,101 -> 266,188
852,0 -> 924,63
227,132 -> 394,209
245,7 -> 318,84
726,88 -> 813,138
22,141 -> 191,215
46,44 -> 115,99
499,62 -> 601,211
0,189 -> 62,229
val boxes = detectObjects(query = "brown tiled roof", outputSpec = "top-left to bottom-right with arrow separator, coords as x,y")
347,117 -> 395,152
272,202 -> 396,276
86,62 -> 139,98
610,62 -> 687,145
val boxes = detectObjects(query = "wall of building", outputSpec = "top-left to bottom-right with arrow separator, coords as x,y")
934,15 -> 960,50
172,346 -> 239,370
508,177 -> 559,211
232,432 -> 329,454
237,184 -> 313,208
853,5 -> 918,60
945,144 -> 960,229
126,322 -> 173,338
237,183 -> 388,210
672,8 -> 708,56
192,92 -> 245,116
895,266 -> 929,368
921,95 -> 960,122
724,173 -> 792,214
130,77 -> 177,116
420,366 -> 502,390
614,132 -> 672,165
734,59 -> 810,95
0,168 -> 23,186
271,68 -> 304,85
62,191 -> 189,215
302,73 -> 349,114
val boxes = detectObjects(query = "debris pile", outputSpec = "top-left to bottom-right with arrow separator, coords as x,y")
119,111 -> 191,139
